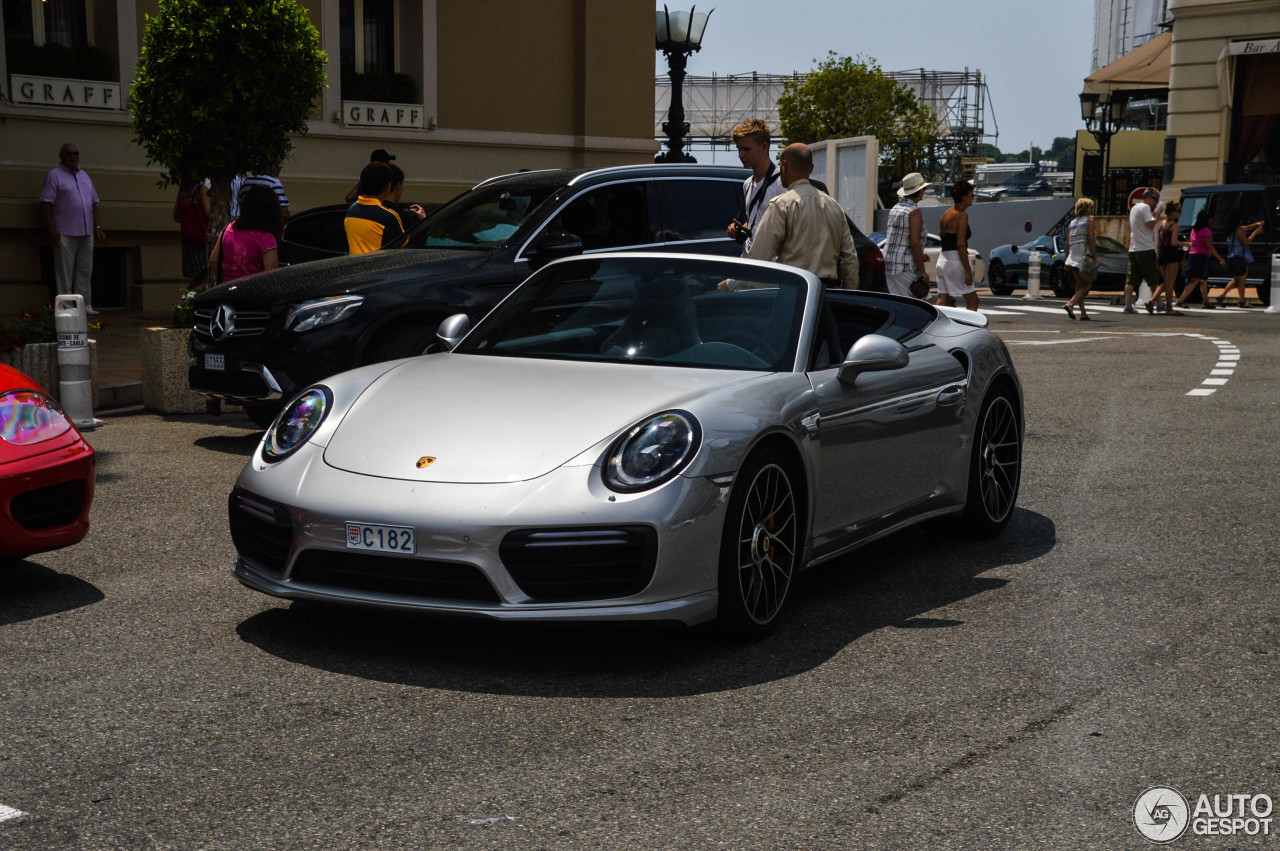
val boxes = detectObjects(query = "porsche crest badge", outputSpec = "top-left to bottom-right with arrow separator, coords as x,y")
416,456 -> 436,469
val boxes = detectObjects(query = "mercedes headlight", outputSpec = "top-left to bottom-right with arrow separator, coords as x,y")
603,411 -> 701,493
284,295 -> 364,333
262,386 -> 331,462
0,390 -> 73,445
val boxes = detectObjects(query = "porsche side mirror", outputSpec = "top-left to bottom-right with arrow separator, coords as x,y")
436,313 -> 471,350
838,334 -> 910,385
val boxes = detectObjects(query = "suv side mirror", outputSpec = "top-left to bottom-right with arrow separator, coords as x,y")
436,313 -> 471,350
837,334 -> 910,385
527,231 -> 584,268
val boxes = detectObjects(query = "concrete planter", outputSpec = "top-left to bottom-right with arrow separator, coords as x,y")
140,327 -> 206,414
0,340 -> 99,407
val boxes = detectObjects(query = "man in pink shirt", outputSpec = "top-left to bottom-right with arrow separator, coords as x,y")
39,143 -> 105,314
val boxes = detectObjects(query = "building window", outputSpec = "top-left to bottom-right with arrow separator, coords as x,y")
339,0 -> 395,77
3,0 -> 116,80
3,0 -> 87,48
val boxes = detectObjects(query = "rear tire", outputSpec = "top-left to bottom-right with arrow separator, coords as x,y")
988,260 -> 1013,296
716,450 -> 800,639
961,385 -> 1022,537
1050,263 -> 1073,298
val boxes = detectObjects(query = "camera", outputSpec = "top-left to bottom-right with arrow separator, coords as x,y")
733,223 -> 752,244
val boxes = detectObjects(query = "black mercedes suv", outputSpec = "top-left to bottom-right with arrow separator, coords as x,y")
188,163 -> 887,425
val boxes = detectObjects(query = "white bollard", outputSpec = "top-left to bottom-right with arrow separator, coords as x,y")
1265,253 -> 1280,315
54,294 -> 98,430
1025,252 -> 1042,299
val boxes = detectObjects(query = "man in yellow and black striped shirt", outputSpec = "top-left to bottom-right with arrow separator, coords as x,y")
344,163 -> 427,254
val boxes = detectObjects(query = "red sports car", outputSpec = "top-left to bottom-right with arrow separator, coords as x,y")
0,362 -> 95,559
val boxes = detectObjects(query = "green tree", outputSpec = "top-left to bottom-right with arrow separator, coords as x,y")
776,53 -> 937,175
129,0 -> 326,234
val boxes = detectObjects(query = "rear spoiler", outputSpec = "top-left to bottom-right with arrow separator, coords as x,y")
935,305 -> 989,328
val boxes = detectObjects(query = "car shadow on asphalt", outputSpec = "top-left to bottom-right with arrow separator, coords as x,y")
0,561 -> 105,627
235,508 -> 1056,697
193,432 -> 263,456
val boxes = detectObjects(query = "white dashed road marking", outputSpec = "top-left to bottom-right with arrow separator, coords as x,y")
996,330 -> 1241,397
0,804 -> 27,823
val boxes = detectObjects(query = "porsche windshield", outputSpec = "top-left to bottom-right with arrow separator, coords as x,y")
456,257 -> 808,372
403,182 -> 559,250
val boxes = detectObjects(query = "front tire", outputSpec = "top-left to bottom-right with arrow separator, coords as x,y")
961,386 -> 1022,537
716,450 -> 800,638
988,260 -> 1013,296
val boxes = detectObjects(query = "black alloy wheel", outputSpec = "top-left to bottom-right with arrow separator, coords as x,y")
716,449 -> 800,638
1050,263 -> 1073,298
987,260 -> 1013,296
961,386 -> 1022,537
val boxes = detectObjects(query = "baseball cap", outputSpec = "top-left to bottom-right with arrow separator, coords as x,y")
370,149 -> 395,163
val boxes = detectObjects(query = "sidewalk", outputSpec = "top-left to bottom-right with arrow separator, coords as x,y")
91,308 -> 170,409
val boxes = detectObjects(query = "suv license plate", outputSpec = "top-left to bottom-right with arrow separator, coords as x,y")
345,522 -> 415,554
204,353 -> 225,371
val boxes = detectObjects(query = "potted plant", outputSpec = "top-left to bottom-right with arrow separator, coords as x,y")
0,304 -> 99,405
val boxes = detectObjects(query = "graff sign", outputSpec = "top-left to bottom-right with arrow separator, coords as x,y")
12,75 -> 121,110
343,101 -> 424,128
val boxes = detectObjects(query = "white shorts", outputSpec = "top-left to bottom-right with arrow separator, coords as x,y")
886,270 -> 917,298
936,251 -> 976,296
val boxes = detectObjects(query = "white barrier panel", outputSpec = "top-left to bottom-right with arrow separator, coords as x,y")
54,294 -> 98,429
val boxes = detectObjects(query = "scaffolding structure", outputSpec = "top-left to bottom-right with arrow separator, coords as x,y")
655,68 -> 991,179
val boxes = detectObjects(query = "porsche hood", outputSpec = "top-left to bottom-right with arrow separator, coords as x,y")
321,354 -> 761,484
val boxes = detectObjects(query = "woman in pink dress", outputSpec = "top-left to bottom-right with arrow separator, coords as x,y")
208,185 -> 282,283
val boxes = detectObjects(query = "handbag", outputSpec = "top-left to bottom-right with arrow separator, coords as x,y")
1078,255 -> 1100,282
909,274 -> 930,299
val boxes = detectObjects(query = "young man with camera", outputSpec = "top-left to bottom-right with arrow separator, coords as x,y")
726,118 -> 785,257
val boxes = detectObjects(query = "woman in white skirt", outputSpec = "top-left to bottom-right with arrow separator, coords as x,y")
935,181 -> 978,311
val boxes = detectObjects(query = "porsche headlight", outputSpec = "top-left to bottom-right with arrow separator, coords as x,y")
262,386 -> 331,462
284,295 -> 364,333
604,411 -> 701,493
0,390 -> 73,445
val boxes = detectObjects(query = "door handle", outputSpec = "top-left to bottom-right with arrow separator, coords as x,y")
937,386 -> 966,406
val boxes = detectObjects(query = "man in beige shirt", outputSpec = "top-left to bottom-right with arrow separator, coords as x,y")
743,142 -> 859,289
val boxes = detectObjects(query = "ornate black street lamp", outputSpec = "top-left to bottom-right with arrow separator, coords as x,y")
655,5 -> 713,164
1079,91 -> 1129,213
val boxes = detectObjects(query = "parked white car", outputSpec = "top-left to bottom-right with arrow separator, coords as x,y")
876,233 -> 986,285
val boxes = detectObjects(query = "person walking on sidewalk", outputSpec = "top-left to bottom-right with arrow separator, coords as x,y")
1176,208 -> 1224,309
1148,201 -> 1186,315
174,179 -> 211,289
884,173 -> 930,298
1063,197 -> 1098,321
935,181 -> 978,311
39,142 -> 105,314
1218,208 -> 1264,308
1124,188 -> 1162,314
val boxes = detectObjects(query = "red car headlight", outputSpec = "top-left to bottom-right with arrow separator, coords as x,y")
0,390 -> 74,446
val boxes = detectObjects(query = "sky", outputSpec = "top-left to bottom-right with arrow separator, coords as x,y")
655,0 -> 1097,158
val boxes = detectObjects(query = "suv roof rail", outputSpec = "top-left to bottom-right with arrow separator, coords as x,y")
472,168 -> 562,190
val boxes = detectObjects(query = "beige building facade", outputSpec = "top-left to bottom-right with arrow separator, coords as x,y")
1164,0 -> 1280,195
0,0 -> 657,313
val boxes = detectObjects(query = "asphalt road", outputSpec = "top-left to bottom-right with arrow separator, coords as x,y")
3,300 -> 1279,849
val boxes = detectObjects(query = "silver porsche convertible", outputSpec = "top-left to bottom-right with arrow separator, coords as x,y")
230,253 -> 1022,637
